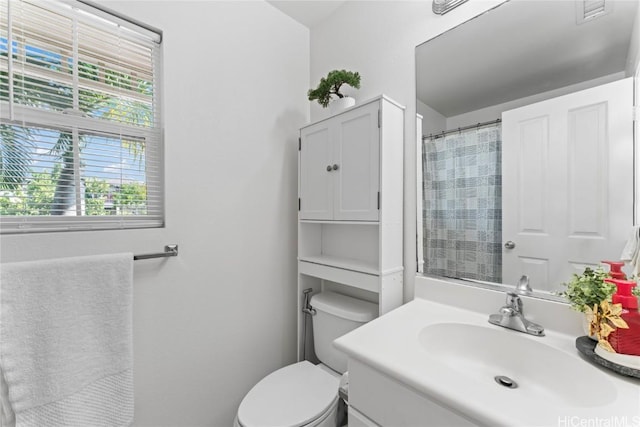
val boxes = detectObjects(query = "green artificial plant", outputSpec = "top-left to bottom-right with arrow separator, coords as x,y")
307,69 -> 361,108
560,268 -> 637,351
559,267 -> 616,313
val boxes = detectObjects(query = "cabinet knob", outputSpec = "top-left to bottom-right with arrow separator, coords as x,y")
326,165 -> 332,172
332,164 -> 339,171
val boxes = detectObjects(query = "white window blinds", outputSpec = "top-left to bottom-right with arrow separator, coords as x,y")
0,0 -> 163,233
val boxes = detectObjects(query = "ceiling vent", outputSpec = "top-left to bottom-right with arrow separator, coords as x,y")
432,0 -> 469,15
576,0 -> 612,24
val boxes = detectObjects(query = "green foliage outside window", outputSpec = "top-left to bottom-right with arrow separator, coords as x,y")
84,178 -> 111,216
0,172 -> 147,217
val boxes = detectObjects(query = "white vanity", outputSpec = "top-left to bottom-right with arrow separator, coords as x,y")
335,279 -> 640,427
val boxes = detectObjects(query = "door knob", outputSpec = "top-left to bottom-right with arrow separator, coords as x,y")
332,164 -> 339,171
504,241 -> 516,250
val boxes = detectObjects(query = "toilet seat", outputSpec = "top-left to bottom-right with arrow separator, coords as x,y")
237,361 -> 340,427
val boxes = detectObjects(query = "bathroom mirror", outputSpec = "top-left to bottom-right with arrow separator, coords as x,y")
416,0 -> 639,296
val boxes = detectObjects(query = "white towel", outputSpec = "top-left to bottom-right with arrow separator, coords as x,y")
620,226 -> 640,277
0,253 -> 134,427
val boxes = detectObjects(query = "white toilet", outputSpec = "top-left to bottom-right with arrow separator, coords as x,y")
234,291 -> 378,427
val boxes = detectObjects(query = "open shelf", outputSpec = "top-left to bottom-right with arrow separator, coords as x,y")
299,222 -> 379,270
298,260 -> 379,293
298,255 -> 379,275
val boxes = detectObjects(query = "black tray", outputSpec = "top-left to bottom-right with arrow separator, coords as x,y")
575,336 -> 640,379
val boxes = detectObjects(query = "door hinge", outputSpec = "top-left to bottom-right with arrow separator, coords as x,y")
298,198 -> 301,211
377,192 -> 380,210
298,137 -> 301,151
377,109 -> 381,128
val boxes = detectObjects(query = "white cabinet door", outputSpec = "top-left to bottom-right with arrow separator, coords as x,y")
299,101 -> 380,221
300,122 -> 333,220
349,359 -> 478,427
333,102 -> 380,221
502,78 -> 633,290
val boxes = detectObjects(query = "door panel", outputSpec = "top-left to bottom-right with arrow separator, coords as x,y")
516,116 -> 549,234
567,103 -> 607,238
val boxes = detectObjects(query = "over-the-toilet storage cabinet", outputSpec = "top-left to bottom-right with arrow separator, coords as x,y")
297,95 -> 404,360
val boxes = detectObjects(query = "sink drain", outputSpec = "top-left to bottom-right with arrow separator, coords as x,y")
494,375 -> 518,389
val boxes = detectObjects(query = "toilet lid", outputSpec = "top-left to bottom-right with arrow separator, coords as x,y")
237,361 -> 339,427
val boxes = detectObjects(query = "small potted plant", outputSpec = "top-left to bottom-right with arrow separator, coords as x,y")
559,267 -> 628,345
308,69 -> 361,113
560,267 -> 615,314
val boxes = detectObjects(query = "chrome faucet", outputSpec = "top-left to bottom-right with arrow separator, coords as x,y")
515,275 -> 532,294
488,276 -> 545,336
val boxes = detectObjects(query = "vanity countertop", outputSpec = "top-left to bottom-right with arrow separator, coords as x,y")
334,298 -> 640,427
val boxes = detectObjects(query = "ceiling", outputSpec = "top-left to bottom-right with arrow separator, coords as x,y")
416,0 -> 638,117
267,1 -> 347,28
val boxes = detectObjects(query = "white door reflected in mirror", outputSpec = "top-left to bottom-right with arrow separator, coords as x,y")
502,78 -> 633,291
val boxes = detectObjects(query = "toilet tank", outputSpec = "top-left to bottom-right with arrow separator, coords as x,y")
310,292 -> 378,374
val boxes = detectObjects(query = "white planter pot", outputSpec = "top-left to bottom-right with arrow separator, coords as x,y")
329,96 -> 356,114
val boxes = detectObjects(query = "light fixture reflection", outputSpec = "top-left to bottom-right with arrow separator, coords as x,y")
432,0 -> 470,15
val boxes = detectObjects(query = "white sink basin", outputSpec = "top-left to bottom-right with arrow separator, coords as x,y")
334,298 -> 640,426
418,323 -> 617,407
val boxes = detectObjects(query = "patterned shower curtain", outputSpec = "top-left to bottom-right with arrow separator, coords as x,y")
422,124 -> 502,283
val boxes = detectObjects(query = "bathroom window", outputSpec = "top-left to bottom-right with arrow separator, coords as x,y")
0,0 -> 163,233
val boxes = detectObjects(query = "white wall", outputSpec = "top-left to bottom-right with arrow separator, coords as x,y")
0,1 -> 309,425
417,99 -> 445,136
310,0 -> 504,301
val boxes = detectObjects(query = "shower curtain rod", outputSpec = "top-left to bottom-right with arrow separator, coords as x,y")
422,118 -> 501,141
133,244 -> 178,261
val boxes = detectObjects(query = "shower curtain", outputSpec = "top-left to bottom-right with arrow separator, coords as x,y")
422,124 -> 502,283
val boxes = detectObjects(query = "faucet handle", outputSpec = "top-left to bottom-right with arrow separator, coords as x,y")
505,292 -> 523,313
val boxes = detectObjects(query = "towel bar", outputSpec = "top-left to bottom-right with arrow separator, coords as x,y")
133,244 -> 178,261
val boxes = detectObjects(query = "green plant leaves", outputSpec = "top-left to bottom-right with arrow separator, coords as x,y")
308,69 -> 361,108
559,267 -> 616,312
